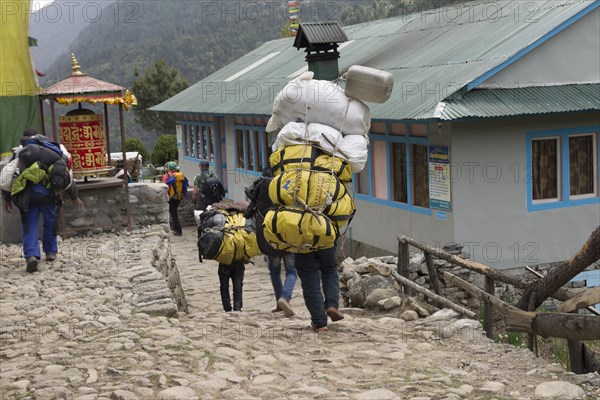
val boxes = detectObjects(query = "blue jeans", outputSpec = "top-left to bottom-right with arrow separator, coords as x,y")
21,201 -> 58,259
268,253 -> 297,302
295,246 -> 339,328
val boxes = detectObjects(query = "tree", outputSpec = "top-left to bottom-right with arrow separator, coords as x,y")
151,134 -> 178,166
124,138 -> 150,165
132,59 -> 189,134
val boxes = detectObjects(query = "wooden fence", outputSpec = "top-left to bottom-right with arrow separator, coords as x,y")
395,228 -> 600,374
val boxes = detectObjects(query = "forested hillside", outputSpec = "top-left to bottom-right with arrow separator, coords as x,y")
40,0 -> 463,149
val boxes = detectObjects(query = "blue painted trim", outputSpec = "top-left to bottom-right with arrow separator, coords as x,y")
468,2 -> 600,90
526,125 -> 600,212
356,194 -> 433,216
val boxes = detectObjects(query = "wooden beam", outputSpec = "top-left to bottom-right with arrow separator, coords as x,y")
517,226 -> 600,310
483,276 -> 495,339
425,252 -> 443,295
399,235 -> 575,303
558,286 -> 600,313
443,271 -> 600,341
390,269 -> 476,318
397,239 -> 412,296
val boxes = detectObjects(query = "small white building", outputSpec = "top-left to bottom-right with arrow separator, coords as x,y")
152,0 -> 600,269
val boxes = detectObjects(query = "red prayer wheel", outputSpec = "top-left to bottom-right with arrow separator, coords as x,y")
58,109 -> 109,177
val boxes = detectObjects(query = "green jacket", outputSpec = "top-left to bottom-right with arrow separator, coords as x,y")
11,162 -> 47,195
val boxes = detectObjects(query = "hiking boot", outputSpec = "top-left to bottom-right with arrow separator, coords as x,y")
26,256 -> 38,273
45,253 -> 57,262
277,298 -> 295,317
311,322 -> 328,332
326,307 -> 345,322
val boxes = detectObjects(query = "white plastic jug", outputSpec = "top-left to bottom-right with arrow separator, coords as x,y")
344,65 -> 394,104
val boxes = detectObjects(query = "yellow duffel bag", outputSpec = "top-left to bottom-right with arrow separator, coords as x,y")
263,206 -> 337,253
269,169 -> 346,209
313,154 -> 353,183
323,192 -> 356,229
270,144 -> 319,176
215,227 -> 262,264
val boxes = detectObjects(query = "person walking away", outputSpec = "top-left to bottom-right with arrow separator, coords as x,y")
268,254 -> 297,316
192,161 -> 224,210
1,129 -> 84,273
162,161 -> 188,236
295,245 -> 345,331
244,167 -> 297,317
218,260 -> 245,312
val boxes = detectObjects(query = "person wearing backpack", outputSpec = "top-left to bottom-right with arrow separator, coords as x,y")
192,161 -> 224,210
162,161 -> 188,236
1,129 -> 84,273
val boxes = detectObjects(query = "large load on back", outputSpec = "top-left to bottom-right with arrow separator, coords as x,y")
197,205 -> 261,264
262,69 -> 390,253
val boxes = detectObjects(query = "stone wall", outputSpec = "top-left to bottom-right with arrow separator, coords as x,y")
62,182 -> 201,234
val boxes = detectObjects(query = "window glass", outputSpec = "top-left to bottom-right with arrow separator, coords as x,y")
236,130 -> 244,168
390,123 -> 405,136
391,142 -> 407,203
245,131 -> 254,170
372,141 -> 388,199
569,135 -> 596,196
410,124 -> 428,137
532,138 -> 559,200
411,144 -> 429,207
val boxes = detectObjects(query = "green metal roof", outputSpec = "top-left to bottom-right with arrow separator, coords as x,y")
151,0 -> 599,121
440,84 -> 600,120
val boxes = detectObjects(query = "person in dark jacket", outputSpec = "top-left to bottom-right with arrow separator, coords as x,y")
2,129 -> 83,273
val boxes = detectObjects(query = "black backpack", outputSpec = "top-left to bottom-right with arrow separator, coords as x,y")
48,158 -> 71,191
202,177 -> 224,205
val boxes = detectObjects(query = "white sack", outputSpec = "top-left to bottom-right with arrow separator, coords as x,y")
273,122 -> 369,173
0,158 -> 19,192
266,73 -> 371,136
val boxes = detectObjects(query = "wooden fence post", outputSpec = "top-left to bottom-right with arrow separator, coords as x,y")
483,276 -> 495,339
424,253 -> 443,295
527,292 -> 537,352
397,239 -> 412,296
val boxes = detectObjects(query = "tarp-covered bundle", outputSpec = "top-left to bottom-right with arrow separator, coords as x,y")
197,208 -> 261,264
263,71 -> 372,253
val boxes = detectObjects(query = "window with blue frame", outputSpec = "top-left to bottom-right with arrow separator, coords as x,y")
181,114 -> 216,164
234,116 -> 270,175
355,121 -> 431,214
528,128 -> 599,211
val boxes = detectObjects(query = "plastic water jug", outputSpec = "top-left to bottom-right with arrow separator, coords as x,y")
344,65 -> 394,104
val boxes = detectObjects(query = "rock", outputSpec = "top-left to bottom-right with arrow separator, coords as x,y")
354,388 -> 398,399
367,262 -> 391,277
382,296 -> 403,310
157,386 -> 199,400
480,381 -> 506,393
401,310 -> 419,321
401,297 -> 431,317
365,288 -> 399,309
110,390 -> 140,400
429,308 -> 460,320
534,381 -> 585,399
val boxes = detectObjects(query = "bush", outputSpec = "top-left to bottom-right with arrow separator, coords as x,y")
124,138 -> 150,165
151,134 -> 178,166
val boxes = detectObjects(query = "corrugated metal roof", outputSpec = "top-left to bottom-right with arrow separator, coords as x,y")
151,0 -> 598,120
440,84 -> 600,120
293,21 -> 349,47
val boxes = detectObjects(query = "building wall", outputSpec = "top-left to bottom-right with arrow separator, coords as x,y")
350,121 -> 456,254
451,112 -> 600,269
481,7 -> 600,88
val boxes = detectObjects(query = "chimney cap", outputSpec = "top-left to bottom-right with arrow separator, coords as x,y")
293,21 -> 348,49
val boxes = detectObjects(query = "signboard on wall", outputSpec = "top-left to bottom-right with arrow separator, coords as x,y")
429,146 -> 452,212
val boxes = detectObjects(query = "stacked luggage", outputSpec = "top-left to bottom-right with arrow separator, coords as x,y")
197,206 -> 261,264
263,67 -> 393,253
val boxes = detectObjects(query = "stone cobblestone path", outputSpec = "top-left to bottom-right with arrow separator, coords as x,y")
1,225 -> 598,400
